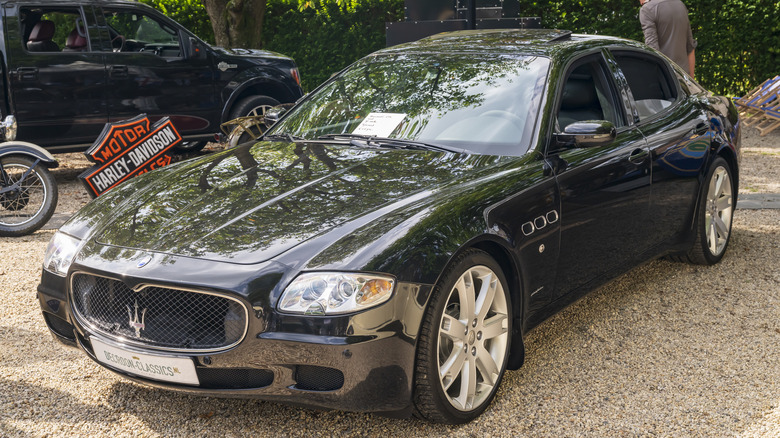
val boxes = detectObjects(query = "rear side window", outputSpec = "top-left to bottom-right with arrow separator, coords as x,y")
612,52 -> 678,121
20,7 -> 87,52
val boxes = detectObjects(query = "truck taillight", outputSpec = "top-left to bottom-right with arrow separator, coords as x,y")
291,68 -> 301,86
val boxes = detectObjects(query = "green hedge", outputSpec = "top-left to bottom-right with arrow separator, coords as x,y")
142,0 -> 777,96
263,0 -> 404,90
510,0 -> 779,96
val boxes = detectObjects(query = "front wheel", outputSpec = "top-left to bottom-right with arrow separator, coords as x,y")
0,156 -> 58,237
681,156 -> 735,265
414,249 -> 512,424
229,95 -> 280,121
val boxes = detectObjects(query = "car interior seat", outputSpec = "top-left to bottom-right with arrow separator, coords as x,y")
27,20 -> 59,52
557,71 -> 604,130
63,28 -> 87,52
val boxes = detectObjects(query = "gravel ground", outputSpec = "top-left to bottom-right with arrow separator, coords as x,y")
1,127 -> 778,437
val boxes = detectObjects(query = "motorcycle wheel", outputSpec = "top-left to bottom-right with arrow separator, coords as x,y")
0,156 -> 58,237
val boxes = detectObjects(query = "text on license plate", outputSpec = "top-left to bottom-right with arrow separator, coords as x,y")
91,338 -> 199,385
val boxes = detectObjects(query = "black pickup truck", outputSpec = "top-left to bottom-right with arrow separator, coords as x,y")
0,0 -> 303,152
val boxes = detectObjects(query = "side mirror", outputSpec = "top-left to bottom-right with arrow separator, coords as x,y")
263,104 -> 294,128
187,37 -> 206,59
555,120 -> 616,148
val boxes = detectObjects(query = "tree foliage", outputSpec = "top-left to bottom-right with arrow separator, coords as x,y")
263,0 -> 404,90
141,0 -> 777,95
139,0 -> 214,44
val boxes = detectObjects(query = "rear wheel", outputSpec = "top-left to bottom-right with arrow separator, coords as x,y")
680,157 -> 735,265
0,156 -> 58,237
414,249 -> 512,424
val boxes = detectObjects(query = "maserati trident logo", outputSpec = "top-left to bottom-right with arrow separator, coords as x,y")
127,300 -> 147,338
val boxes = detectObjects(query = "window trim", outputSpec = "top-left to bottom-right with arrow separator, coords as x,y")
606,47 -> 684,126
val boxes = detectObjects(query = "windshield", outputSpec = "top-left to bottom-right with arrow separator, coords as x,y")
269,53 -> 550,156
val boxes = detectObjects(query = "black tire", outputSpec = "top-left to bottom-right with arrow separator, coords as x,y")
173,140 -> 207,154
229,95 -> 280,121
0,156 -> 58,237
413,249 -> 512,424
675,157 -> 735,265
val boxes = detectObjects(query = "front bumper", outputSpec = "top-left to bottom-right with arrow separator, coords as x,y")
37,266 -> 431,416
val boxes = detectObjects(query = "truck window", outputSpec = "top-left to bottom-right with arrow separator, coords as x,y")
20,7 -> 88,52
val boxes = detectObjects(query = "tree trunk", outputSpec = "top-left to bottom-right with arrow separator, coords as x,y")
201,0 -> 266,48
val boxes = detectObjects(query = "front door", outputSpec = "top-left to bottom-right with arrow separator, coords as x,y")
549,54 -> 651,298
96,7 -> 218,135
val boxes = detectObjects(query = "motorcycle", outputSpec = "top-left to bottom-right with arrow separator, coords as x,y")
0,116 -> 59,237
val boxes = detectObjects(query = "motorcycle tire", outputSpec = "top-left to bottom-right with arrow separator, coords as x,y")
0,156 -> 58,237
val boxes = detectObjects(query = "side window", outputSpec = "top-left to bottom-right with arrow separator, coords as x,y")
20,7 -> 88,52
556,58 -> 624,132
102,9 -> 181,57
612,52 -> 678,121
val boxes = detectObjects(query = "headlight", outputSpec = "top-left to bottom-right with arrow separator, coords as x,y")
278,272 -> 395,315
42,232 -> 82,277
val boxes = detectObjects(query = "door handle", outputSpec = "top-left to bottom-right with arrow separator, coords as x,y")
15,67 -> 38,81
628,148 -> 649,164
109,65 -> 128,78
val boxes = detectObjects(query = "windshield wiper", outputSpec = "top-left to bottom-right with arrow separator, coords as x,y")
317,134 -> 464,153
263,133 -> 305,142
317,133 -> 374,141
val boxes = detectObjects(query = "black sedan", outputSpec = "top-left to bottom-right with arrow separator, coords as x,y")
38,29 -> 740,424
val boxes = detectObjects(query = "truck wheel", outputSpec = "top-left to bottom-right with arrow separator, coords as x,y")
229,95 -> 280,121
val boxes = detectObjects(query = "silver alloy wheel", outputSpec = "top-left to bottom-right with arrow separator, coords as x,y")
705,166 -> 733,256
0,162 -> 47,226
437,265 -> 509,411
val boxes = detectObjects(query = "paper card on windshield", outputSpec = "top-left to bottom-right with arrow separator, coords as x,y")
352,113 -> 406,137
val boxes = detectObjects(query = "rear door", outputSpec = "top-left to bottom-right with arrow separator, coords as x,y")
95,6 -> 219,135
6,4 -> 107,149
608,49 -> 710,246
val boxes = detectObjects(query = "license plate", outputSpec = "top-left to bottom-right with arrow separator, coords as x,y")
91,338 -> 199,385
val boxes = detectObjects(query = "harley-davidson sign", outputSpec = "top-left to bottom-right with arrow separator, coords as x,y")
80,115 -> 182,197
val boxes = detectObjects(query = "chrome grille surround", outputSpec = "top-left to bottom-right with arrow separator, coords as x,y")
70,272 -> 249,353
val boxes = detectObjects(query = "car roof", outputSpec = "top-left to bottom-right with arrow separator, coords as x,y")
378,29 -> 646,58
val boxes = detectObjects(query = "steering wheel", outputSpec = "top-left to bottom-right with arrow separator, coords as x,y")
111,35 -> 125,52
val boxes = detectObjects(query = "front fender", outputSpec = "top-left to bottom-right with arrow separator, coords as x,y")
0,141 -> 59,168
221,70 -> 302,121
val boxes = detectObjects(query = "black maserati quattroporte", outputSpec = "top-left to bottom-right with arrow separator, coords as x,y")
38,29 -> 740,424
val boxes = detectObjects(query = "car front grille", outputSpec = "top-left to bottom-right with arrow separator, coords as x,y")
71,273 -> 247,353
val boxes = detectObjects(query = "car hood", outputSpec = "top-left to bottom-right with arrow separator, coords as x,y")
92,141 -> 504,264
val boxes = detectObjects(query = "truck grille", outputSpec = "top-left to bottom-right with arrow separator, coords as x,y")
71,273 -> 247,353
